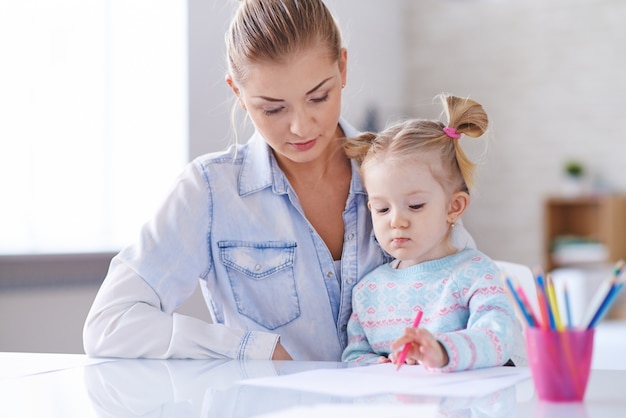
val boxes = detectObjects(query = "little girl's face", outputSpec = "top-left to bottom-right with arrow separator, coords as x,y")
364,157 -> 458,268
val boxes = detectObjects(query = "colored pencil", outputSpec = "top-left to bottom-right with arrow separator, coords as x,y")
546,274 -> 563,330
581,260 -> 624,328
586,281 -> 624,329
505,259 -> 625,331
563,282 -> 574,329
534,269 -> 554,330
517,282 -> 540,328
505,277 -> 535,327
396,309 -> 423,371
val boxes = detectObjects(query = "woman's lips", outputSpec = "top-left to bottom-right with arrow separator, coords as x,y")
290,138 -> 317,152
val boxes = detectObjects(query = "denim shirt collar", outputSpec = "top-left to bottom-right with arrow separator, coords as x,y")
238,117 -> 367,197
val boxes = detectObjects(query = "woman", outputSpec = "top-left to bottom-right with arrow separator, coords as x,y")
83,0 -> 474,361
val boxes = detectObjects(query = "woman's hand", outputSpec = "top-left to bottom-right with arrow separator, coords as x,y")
271,341 -> 293,360
390,327 -> 449,369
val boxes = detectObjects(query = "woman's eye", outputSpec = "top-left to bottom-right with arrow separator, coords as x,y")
263,107 -> 284,116
409,204 -> 425,210
311,94 -> 329,103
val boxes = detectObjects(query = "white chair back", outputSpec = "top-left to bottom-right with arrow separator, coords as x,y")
495,260 -> 538,328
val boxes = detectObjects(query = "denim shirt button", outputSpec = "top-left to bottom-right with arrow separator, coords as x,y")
326,271 -> 333,278
254,264 -> 262,271
347,233 -> 354,240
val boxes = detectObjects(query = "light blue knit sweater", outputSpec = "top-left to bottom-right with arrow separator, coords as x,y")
342,248 -> 527,371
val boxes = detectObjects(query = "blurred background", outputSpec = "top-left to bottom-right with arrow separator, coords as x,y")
1,0 -> 625,356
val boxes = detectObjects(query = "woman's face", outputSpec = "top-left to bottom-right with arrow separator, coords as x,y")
227,45 -> 347,165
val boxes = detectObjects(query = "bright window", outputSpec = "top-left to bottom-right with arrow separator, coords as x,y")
0,1 -> 188,254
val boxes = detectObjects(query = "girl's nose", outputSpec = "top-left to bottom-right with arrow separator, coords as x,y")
390,210 -> 409,229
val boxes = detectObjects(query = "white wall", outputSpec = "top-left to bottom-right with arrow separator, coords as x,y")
406,0 -> 626,267
0,286 -> 99,353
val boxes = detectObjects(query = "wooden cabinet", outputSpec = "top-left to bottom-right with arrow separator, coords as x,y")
544,195 -> 626,272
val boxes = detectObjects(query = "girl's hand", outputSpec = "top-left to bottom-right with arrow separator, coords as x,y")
388,350 -> 418,366
390,328 -> 449,369
377,356 -> 392,364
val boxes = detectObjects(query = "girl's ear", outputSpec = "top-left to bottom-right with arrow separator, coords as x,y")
447,191 -> 470,225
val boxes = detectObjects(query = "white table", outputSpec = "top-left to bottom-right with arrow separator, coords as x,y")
1,352 -> 625,417
593,320 -> 626,370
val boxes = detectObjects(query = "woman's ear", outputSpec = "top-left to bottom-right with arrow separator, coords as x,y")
447,191 -> 470,225
225,74 -> 238,94
225,75 -> 246,111
339,48 -> 348,88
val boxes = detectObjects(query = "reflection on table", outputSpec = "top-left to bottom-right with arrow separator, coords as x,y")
1,353 -> 625,417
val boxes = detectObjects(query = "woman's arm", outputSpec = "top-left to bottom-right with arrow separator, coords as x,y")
83,161 -> 281,359
83,257 -> 279,359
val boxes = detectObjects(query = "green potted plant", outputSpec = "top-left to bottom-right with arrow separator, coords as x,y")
563,160 -> 585,196
565,161 -> 584,178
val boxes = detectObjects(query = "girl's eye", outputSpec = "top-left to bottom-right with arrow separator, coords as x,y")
409,204 -> 425,210
375,207 -> 389,214
311,94 -> 329,103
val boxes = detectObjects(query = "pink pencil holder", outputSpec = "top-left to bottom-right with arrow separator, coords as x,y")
524,328 -> 594,402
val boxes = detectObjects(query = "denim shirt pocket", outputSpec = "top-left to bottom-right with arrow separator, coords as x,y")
218,241 -> 300,330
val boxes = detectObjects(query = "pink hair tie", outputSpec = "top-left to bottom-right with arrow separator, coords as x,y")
443,127 -> 461,139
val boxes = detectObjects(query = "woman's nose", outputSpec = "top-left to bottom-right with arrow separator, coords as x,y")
289,107 -> 313,138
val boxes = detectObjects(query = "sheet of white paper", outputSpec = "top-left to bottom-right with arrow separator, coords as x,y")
240,363 -> 532,398
0,352 -> 115,379
254,403 -> 439,418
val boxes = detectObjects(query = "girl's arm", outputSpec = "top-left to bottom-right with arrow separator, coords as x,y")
432,265 -> 519,372
341,312 -> 385,364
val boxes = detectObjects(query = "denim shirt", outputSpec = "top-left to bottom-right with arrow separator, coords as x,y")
113,119 -> 389,361
99,118 -> 476,361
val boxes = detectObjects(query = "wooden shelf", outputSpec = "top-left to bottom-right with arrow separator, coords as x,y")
544,195 -> 626,272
